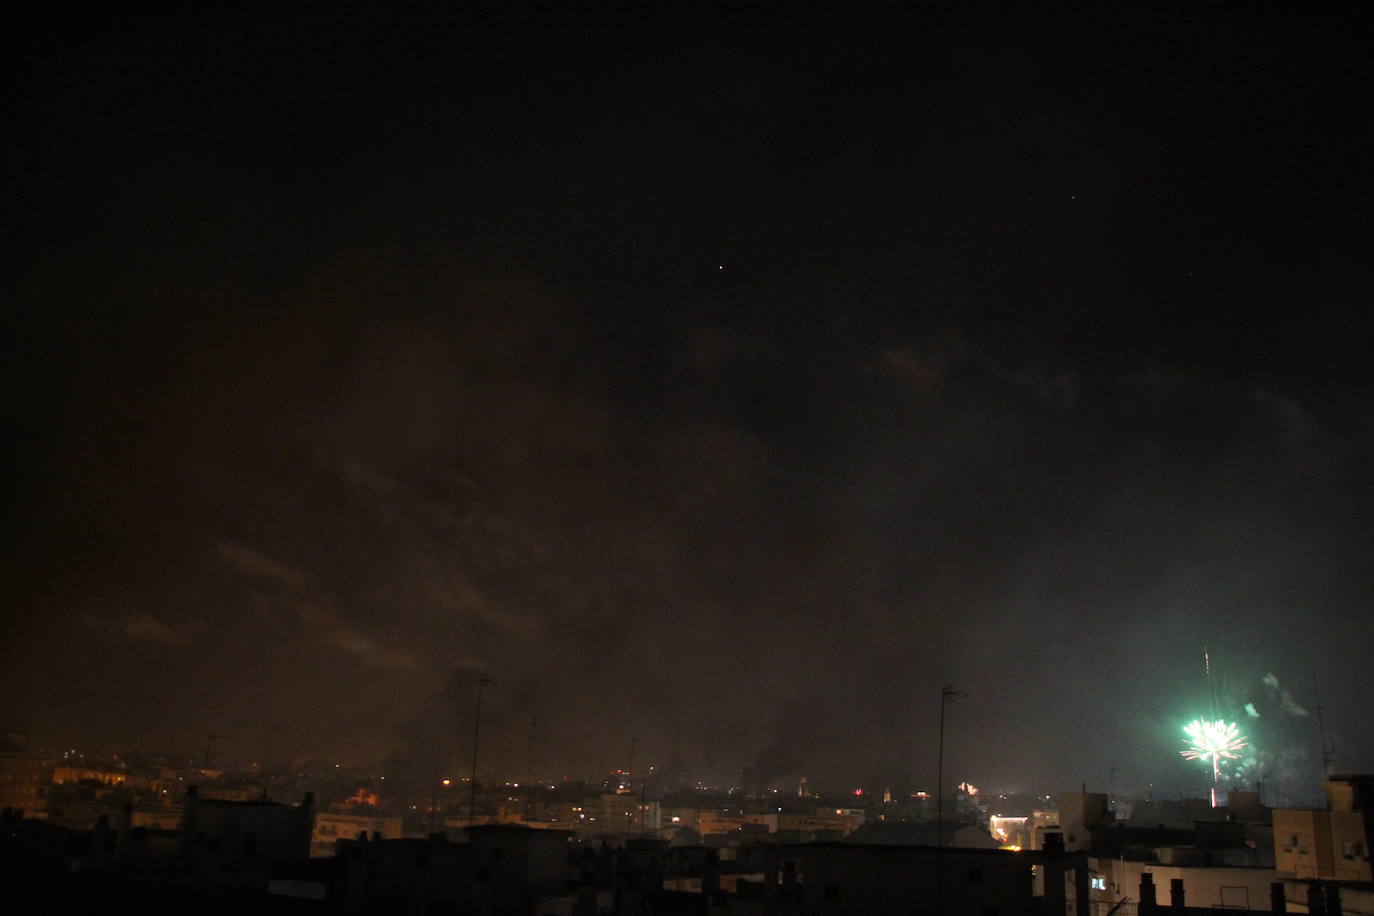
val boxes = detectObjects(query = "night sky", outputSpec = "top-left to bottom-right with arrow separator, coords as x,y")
4,8 -> 1371,802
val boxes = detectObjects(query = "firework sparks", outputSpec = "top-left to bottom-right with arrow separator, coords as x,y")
1181,718 -> 1247,788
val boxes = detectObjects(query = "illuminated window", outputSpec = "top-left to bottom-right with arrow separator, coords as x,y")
1091,876 -> 1107,891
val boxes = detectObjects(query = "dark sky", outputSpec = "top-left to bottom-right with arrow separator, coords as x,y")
4,7 -> 1371,801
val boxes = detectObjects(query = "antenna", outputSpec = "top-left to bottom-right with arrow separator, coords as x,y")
203,734 -> 232,772
936,685 -> 968,847
640,762 -> 651,838
524,715 -> 538,823
626,736 -> 637,829
469,675 -> 494,830
1312,667 -> 1336,777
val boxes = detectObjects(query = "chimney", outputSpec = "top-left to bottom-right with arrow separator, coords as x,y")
1270,881 -> 1287,914
1306,883 -> 1325,916
1139,872 -> 1157,916
763,847 -> 780,906
115,803 -> 134,860
1042,835 -> 1067,916
92,814 -> 112,860
702,851 -> 721,896
1169,877 -> 1185,909
177,786 -> 200,857
297,791 -> 317,861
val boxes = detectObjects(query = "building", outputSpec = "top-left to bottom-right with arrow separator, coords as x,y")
1089,856 -> 1279,911
0,751 -> 55,816
51,765 -> 127,787
1056,792 -> 1111,852
784,835 -> 1090,916
1274,774 -> 1373,881
176,785 -> 315,865
1040,790 -> 1284,911
849,819 -> 1000,849
468,824 -> 575,914
311,811 -> 403,857
333,824 -> 573,915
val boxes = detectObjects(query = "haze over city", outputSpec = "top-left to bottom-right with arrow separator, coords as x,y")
5,6 -> 1371,807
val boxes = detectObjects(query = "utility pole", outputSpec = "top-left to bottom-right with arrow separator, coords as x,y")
469,675 -> 493,830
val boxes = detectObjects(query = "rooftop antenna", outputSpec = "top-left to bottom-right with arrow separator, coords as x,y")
936,684 -> 968,848
936,686 -> 967,916
640,763 -> 652,838
469,675 -> 494,830
1312,666 -> 1336,778
203,734 -> 232,773
524,715 -> 538,823
626,736 -> 637,829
